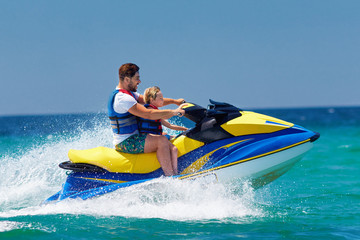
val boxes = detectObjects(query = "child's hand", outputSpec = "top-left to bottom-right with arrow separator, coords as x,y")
175,99 -> 186,105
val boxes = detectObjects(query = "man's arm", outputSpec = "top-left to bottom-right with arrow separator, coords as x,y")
128,103 -> 184,120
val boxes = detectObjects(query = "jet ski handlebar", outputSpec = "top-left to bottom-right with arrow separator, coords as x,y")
180,99 -> 242,124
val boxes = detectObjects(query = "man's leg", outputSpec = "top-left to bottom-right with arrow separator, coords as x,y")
144,134 -> 174,176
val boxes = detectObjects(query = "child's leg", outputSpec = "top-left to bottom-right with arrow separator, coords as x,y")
169,142 -> 178,175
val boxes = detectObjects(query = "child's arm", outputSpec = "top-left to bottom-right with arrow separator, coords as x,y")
163,98 -> 185,106
161,119 -> 188,131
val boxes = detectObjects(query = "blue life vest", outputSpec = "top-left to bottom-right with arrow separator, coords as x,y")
138,104 -> 163,135
108,89 -> 139,135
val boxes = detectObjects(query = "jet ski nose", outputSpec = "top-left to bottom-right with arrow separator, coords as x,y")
310,132 -> 320,142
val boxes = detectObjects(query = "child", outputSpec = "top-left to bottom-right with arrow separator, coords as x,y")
139,86 -> 188,138
138,86 -> 188,175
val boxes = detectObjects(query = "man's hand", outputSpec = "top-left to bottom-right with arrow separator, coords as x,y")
174,105 -> 185,117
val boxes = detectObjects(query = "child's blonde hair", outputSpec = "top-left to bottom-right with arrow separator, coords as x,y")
144,86 -> 161,104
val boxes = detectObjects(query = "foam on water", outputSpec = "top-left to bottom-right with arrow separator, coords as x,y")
0,220 -> 55,233
0,119 -> 263,222
0,178 -> 263,222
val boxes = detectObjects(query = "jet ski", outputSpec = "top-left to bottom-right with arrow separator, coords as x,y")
44,100 -> 319,203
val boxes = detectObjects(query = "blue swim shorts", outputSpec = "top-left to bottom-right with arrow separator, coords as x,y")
116,133 -> 148,154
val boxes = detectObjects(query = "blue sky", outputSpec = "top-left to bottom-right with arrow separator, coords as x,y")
1,0 -> 359,116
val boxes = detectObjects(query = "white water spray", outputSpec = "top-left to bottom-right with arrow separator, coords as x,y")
0,118 -> 264,221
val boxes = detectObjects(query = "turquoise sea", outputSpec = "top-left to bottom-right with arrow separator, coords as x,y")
0,107 -> 359,239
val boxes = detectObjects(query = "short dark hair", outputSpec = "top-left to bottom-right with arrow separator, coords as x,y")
118,63 -> 140,81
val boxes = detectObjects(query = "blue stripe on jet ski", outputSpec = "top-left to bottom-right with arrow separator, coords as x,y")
265,120 -> 290,126
186,125 -> 313,172
178,138 -> 312,181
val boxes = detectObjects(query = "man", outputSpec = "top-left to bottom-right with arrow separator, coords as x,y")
108,63 -> 185,176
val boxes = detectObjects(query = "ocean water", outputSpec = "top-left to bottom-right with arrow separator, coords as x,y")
0,107 -> 359,240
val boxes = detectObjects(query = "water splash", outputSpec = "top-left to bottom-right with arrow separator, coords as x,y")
0,120 -> 112,211
0,117 -> 263,221
0,177 -> 263,221
0,220 -> 55,233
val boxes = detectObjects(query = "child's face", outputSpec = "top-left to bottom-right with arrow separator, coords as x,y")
150,91 -> 164,107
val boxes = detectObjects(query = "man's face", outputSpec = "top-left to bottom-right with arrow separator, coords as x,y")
127,72 -> 141,92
